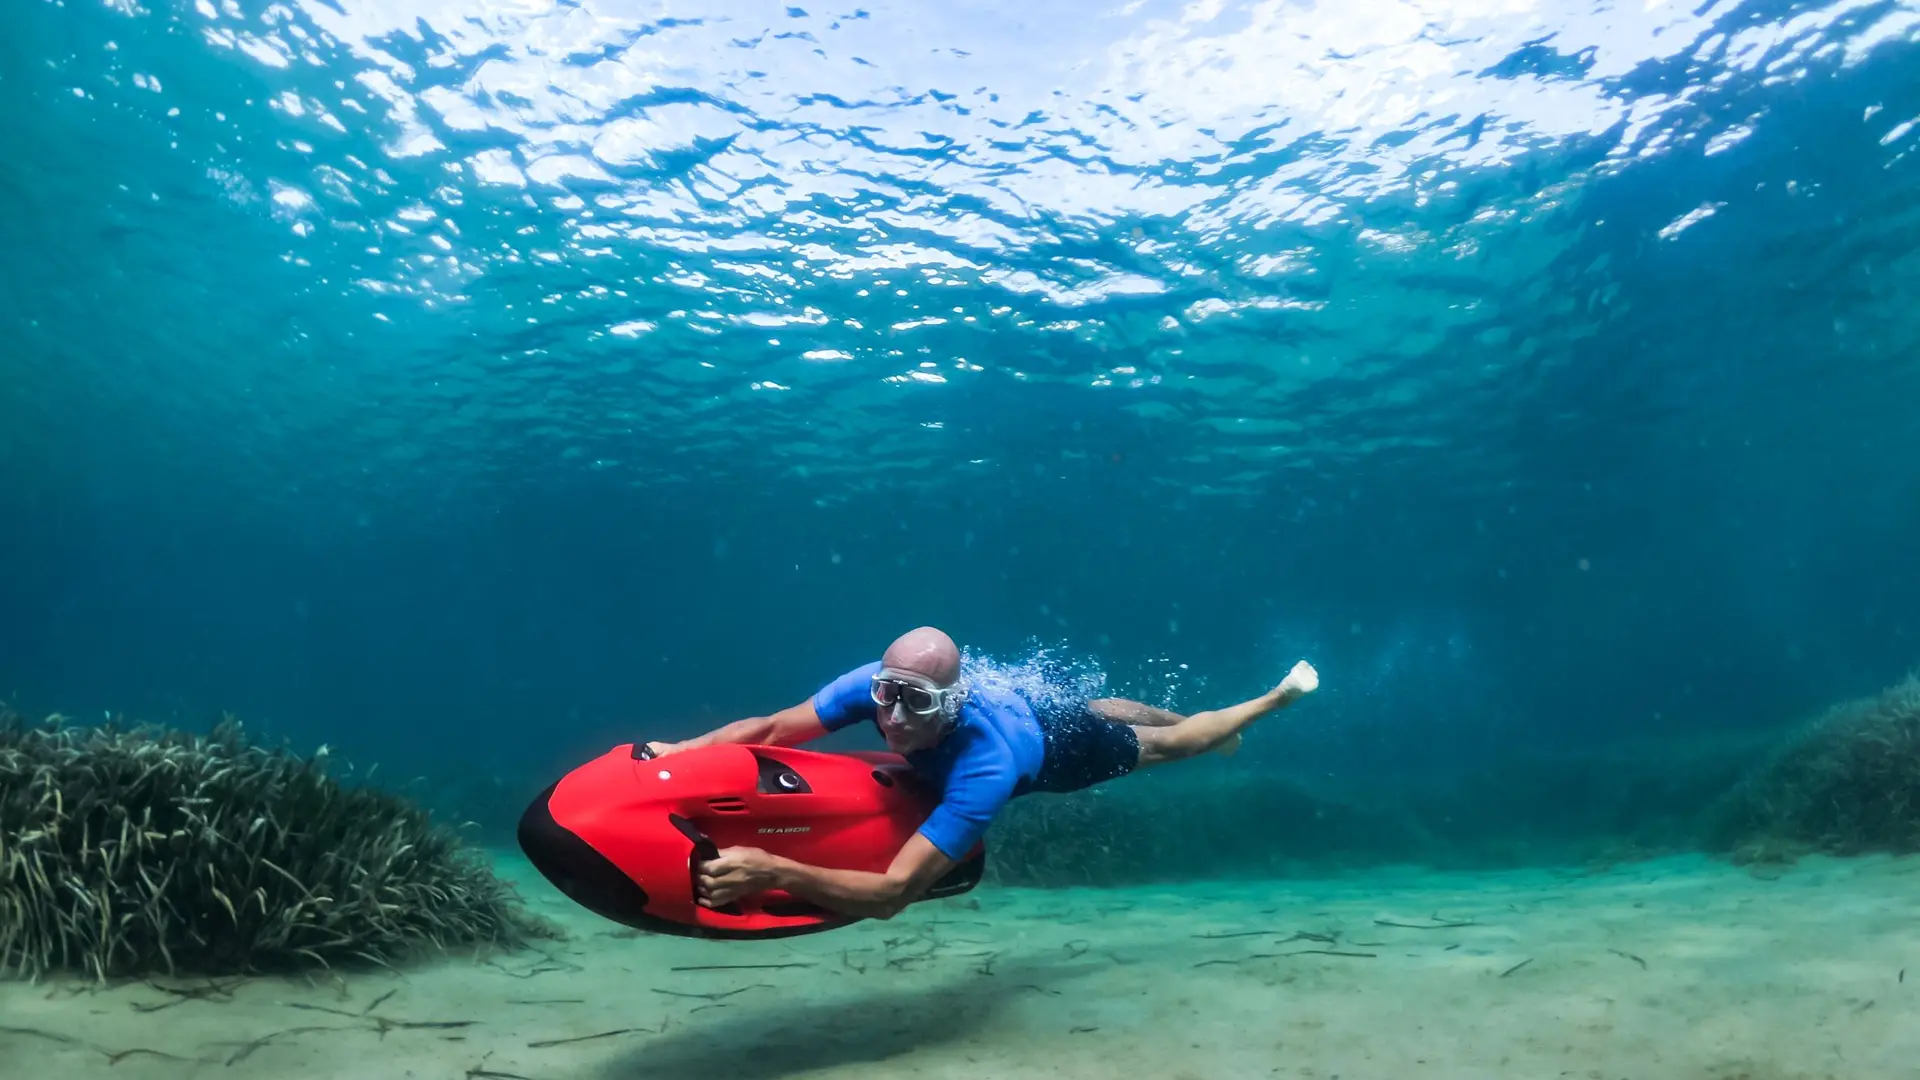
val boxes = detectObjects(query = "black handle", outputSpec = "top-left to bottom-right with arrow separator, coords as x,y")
667,813 -> 720,861
631,741 -> 659,761
668,813 -> 739,915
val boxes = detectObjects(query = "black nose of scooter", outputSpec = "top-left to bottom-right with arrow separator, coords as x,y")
516,782 -> 653,928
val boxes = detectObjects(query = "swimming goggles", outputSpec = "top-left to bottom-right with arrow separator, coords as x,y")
869,672 -> 952,716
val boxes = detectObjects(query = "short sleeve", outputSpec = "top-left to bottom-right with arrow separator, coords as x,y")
811,660 -> 883,732
916,738 -> 1018,860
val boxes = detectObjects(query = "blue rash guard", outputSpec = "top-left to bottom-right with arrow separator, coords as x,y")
811,660 -> 1046,861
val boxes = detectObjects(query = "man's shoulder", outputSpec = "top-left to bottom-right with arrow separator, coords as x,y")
963,678 -> 1034,712
953,686 -> 1038,752
812,660 -> 883,729
960,681 -> 1039,730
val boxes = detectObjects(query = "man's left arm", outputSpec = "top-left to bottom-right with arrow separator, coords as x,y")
764,832 -> 957,920
699,755 -> 1010,919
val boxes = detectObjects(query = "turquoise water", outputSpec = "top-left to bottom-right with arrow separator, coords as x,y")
5,0 -> 1920,1059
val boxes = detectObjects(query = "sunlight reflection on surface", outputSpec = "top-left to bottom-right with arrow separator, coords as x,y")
14,0 -> 1920,511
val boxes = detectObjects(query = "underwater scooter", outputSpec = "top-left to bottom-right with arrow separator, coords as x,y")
517,741 -> 986,939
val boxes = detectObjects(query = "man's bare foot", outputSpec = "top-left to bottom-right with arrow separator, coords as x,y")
1213,663 -> 1315,755
1273,660 -> 1319,704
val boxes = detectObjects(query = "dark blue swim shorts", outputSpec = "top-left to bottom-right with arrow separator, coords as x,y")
1017,698 -> 1140,795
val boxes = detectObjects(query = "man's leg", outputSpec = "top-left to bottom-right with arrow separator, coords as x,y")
1118,660 -> 1318,768
1087,696 -> 1247,757
1086,698 -> 1186,727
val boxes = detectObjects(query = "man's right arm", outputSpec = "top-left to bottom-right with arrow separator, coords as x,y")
647,700 -> 828,756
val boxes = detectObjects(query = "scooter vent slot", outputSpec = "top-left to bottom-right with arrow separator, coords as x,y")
707,797 -> 748,813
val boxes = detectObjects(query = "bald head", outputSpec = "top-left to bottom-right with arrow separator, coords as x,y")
881,626 -> 961,687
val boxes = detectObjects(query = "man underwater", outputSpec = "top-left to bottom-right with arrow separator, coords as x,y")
644,626 -> 1319,919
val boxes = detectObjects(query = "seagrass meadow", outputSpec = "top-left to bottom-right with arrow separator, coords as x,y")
1711,675 -> 1920,864
0,708 -> 557,982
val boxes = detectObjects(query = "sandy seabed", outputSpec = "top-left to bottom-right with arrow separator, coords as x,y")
3,850 -> 1916,1080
